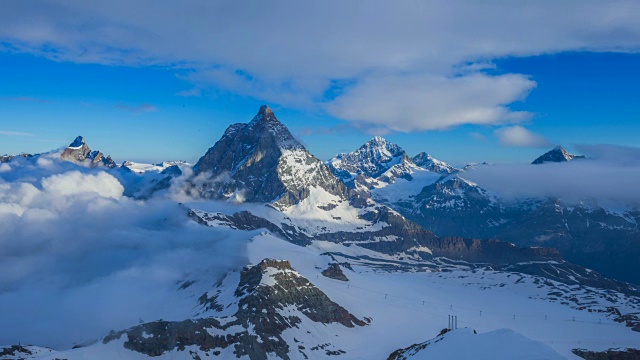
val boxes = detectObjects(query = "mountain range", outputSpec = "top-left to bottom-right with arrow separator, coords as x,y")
1,105 -> 639,359
332,138 -> 639,285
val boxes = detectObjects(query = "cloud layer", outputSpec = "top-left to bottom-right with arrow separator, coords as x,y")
0,155 -> 250,349
2,1 -> 640,132
464,144 -> 640,206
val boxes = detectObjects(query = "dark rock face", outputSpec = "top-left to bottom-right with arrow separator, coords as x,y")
532,146 -> 586,164
0,345 -> 54,359
387,328 -> 453,360
103,259 -> 367,359
0,345 -> 34,357
572,348 -> 640,359
189,106 -> 349,208
188,209 -> 313,246
60,136 -> 117,168
321,263 -> 349,281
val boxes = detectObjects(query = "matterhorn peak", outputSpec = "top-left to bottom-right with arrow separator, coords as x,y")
249,104 -> 279,126
190,105 -> 349,207
258,104 -> 273,116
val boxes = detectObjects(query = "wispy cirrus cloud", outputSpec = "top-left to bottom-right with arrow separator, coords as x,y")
115,103 -> 158,114
0,130 -> 34,136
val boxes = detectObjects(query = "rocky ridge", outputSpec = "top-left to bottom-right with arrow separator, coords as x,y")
60,136 -> 117,168
102,259 -> 367,359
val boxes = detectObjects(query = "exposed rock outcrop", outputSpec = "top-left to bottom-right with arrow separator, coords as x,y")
321,263 -> 349,281
103,259 -> 367,359
61,136 -> 116,168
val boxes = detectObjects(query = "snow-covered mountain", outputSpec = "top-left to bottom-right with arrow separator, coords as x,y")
2,106 -> 640,359
327,136 -> 458,190
532,145 -> 586,164
412,152 -> 457,174
360,146 -> 640,285
61,136 -> 117,168
328,136 -> 423,185
189,105 -> 349,209
6,231 -> 639,359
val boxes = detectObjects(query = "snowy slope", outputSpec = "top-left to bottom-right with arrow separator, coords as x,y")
21,230 -> 640,359
3,106 -> 640,360
388,328 -> 564,360
244,234 -> 640,359
121,160 -> 190,174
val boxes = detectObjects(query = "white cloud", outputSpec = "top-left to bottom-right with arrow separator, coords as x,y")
115,103 -> 158,114
41,171 -> 124,199
0,130 -> 33,136
1,1 -> 640,130
326,73 -> 536,132
495,126 -> 551,147
464,144 -> 640,205
0,156 -> 249,348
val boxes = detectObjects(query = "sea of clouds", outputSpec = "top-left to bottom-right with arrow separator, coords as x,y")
464,144 -> 640,208
0,153 -> 250,349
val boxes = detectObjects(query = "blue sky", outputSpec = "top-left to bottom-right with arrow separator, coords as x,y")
1,1 -> 639,165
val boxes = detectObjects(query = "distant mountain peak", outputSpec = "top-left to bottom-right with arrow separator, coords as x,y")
327,137 -> 411,182
61,136 -> 116,168
68,136 -> 86,149
532,146 -> 586,164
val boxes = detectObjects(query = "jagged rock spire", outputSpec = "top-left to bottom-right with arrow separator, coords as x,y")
68,136 -> 86,149
60,136 -> 116,168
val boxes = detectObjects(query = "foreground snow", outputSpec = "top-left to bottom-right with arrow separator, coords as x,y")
390,328 -> 563,360
245,234 -> 640,359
